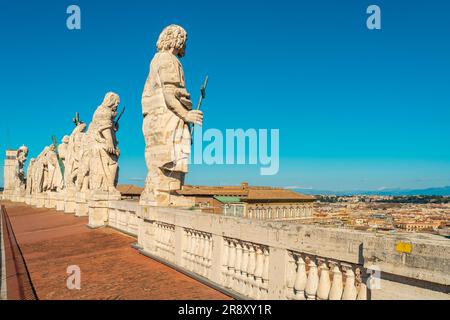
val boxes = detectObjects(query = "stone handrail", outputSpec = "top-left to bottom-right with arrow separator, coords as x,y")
3,194 -> 449,300
105,201 -> 450,300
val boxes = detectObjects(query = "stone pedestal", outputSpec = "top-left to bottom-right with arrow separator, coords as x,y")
36,193 -> 46,208
56,192 -> 65,211
3,190 -> 13,202
45,191 -> 57,209
30,193 -> 37,206
87,191 -> 121,229
17,190 -> 27,203
10,192 -> 18,202
64,189 -> 77,214
2,192 -> 12,201
75,192 -> 89,217
25,194 -> 32,205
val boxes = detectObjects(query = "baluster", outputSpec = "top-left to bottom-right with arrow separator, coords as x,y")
206,235 -> 212,278
222,239 -> 230,286
247,245 -> 256,298
192,232 -> 199,272
195,232 -> 203,274
286,253 -> 296,299
184,230 -> 190,270
357,283 -> 367,300
160,225 -> 165,258
188,231 -> 194,271
154,224 -> 159,253
202,234 -> 209,276
164,226 -> 169,259
155,224 -> 161,255
189,231 -> 195,271
262,247 -> 270,299
163,225 -> 170,260
227,241 -> 236,289
342,269 -> 358,300
329,265 -> 343,300
317,263 -> 331,300
169,227 -> 175,261
240,243 -> 249,294
169,227 -> 173,259
181,230 -> 187,267
294,256 -> 307,300
234,242 -> 243,292
356,268 -> 367,300
254,247 -> 264,299
305,259 -> 319,300
198,233 -> 205,275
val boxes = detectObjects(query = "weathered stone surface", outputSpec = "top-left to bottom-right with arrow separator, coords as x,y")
123,204 -> 450,300
65,123 -> 87,191
77,92 -> 121,194
87,191 -> 121,228
140,24 -> 202,207
64,189 -> 77,213
75,191 -> 89,217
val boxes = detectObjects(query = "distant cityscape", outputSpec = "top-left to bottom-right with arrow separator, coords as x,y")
294,186 -> 450,197
309,195 -> 450,238
118,183 -> 450,239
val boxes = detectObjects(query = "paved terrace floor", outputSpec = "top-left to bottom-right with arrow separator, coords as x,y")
0,201 -> 231,300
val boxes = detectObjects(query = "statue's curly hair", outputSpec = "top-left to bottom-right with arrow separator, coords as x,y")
156,24 -> 187,52
102,92 -> 120,109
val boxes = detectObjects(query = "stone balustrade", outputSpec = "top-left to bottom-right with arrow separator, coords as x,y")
154,222 -> 176,263
246,204 -> 313,220
221,238 -> 269,299
3,194 -> 449,300
107,201 -> 140,237
285,251 -> 367,300
131,205 -> 449,300
182,229 -> 212,277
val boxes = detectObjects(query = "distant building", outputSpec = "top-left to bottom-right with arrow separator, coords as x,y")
394,220 -> 441,232
3,149 -> 18,195
117,184 -> 144,200
178,182 -> 316,220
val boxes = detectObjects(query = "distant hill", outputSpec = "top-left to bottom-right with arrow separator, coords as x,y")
295,186 -> 450,196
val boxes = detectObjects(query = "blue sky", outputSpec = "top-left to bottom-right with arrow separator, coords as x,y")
1,0 -> 449,191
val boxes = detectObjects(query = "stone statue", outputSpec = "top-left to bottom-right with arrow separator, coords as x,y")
77,92 -> 121,193
59,136 -> 69,166
65,122 -> 87,190
26,158 -> 35,194
140,24 -> 203,206
44,144 -> 59,191
15,145 -> 28,191
55,135 -> 69,190
33,146 -> 49,193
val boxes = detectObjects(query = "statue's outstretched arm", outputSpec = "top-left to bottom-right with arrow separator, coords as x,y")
162,86 -> 189,120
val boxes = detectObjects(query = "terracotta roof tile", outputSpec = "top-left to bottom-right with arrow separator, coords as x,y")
179,183 -> 315,202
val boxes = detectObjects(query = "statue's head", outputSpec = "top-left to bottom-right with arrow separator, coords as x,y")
62,135 -> 70,144
102,92 -> 120,115
157,24 -> 187,58
17,145 -> 28,158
